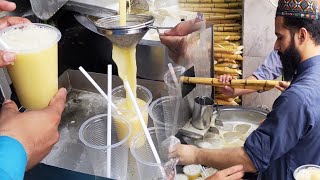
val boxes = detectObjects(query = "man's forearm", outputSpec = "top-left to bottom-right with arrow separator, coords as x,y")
233,75 -> 259,96
195,147 -> 257,173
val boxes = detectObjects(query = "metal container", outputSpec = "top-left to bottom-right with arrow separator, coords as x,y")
191,96 -> 216,130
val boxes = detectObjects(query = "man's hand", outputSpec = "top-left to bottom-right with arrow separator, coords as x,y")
168,144 -> 199,165
0,1 -> 31,67
205,165 -> 244,180
218,74 -> 236,96
275,81 -> 290,92
160,18 -> 205,65
0,88 -> 67,170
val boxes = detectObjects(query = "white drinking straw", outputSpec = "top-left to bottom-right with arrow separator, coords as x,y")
78,66 -> 121,114
167,64 -> 181,146
107,65 -> 112,177
200,165 -> 209,178
123,81 -> 166,177
168,63 -> 179,88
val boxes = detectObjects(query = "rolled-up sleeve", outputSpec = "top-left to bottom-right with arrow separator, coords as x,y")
253,51 -> 283,80
244,91 -> 309,171
0,136 -> 27,180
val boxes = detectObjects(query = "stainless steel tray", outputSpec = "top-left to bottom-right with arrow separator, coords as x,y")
42,69 -> 166,177
181,106 -> 269,146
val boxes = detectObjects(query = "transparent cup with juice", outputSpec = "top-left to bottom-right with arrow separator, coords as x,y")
112,85 -> 152,146
0,23 -> 61,110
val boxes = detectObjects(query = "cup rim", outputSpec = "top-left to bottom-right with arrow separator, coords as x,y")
0,23 -> 62,53
130,127 -> 167,166
112,84 -> 153,113
293,164 -> 320,179
79,114 -> 131,150
149,96 -> 177,126
163,66 -> 186,89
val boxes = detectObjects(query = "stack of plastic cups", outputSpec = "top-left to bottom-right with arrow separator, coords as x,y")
79,114 -> 131,179
163,66 -> 193,130
130,127 -> 180,179
149,96 -> 191,137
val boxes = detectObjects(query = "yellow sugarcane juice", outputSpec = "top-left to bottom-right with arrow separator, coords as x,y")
0,23 -> 61,110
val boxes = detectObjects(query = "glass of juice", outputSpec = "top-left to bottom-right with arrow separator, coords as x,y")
294,164 -> 320,180
0,23 -> 61,110
112,85 -> 152,145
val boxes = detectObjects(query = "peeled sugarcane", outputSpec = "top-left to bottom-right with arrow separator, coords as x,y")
213,26 -> 242,31
215,32 -> 241,36
215,63 -> 241,68
214,53 -> 243,60
214,23 -> 241,27
214,35 -> 241,41
214,66 -> 242,75
216,58 -> 237,63
209,20 -> 238,25
214,47 -> 239,54
180,76 -> 280,91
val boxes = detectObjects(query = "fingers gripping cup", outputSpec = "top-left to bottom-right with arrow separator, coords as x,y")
0,23 -> 61,110
79,114 -> 131,179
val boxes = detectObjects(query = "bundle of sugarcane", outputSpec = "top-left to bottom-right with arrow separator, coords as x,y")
180,76 -> 280,91
178,0 -> 243,105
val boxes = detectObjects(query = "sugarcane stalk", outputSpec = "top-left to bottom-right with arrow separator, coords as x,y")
180,76 -> 280,90
215,32 -> 241,36
213,26 -> 242,31
214,67 -> 242,74
216,59 -> 237,64
215,63 -> 241,68
209,20 -> 238,25
205,14 -> 241,20
215,35 -> 241,41
214,53 -> 243,60
214,23 -> 241,27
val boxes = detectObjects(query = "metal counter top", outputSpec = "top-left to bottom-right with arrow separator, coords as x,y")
42,69 -> 167,178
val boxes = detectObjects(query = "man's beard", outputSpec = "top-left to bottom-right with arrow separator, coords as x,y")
278,39 -> 301,81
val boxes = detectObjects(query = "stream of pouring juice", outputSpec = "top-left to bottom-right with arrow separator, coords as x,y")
0,24 -> 60,110
113,0 -> 149,146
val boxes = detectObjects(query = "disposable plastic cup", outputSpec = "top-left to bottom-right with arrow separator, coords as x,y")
79,114 -> 131,179
130,127 -> 179,180
112,85 -> 152,145
163,66 -> 193,118
0,23 -> 61,110
149,96 -> 191,136
294,164 -> 320,180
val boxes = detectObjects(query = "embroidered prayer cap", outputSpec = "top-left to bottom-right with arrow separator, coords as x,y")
276,0 -> 320,20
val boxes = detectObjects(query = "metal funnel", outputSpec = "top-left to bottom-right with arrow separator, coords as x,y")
93,14 -> 154,47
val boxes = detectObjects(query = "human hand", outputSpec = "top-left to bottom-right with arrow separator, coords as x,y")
218,74 -> 235,96
0,88 -> 67,170
159,18 -> 205,65
275,81 -> 290,92
168,144 -> 199,165
0,1 -> 31,67
205,165 -> 244,180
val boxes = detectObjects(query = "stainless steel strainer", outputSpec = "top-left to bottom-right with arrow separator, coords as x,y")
93,14 -> 155,47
